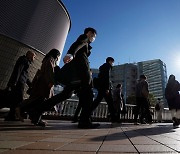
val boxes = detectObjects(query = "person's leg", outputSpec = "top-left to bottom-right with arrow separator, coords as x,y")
157,111 -> 161,122
75,64 -> 100,128
134,97 -> 141,124
104,91 -> 119,122
72,101 -> 82,122
171,109 -> 179,127
91,90 -> 104,112
139,107 -> 146,124
142,98 -> 152,123
5,83 -> 24,121
78,86 -> 100,128
29,84 -> 79,124
78,86 -> 93,124
41,84 -> 78,111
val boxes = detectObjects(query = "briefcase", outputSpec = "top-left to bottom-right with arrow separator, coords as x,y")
55,60 -> 81,86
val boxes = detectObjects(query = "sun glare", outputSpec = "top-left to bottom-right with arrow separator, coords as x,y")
174,53 -> 180,69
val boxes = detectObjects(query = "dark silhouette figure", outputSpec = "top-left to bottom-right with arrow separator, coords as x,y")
4,51 -> 36,121
112,83 -> 125,120
134,74 -> 152,125
165,74 -> 180,127
91,57 -> 120,123
71,90 -> 82,123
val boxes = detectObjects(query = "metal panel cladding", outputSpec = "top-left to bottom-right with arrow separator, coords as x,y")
0,0 -> 71,55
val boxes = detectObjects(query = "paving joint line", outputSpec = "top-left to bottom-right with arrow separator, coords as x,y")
123,127 -> 140,154
95,129 -> 111,154
134,128 -> 180,153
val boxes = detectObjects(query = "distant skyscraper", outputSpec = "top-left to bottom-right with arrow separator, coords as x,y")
137,59 -> 167,105
111,64 -> 137,99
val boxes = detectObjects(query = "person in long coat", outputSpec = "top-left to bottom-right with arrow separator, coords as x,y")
134,75 -> 152,125
4,51 -> 36,121
30,49 -> 60,100
165,74 -> 180,127
112,83 -> 123,119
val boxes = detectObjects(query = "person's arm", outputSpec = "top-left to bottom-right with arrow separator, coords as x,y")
63,34 -> 88,63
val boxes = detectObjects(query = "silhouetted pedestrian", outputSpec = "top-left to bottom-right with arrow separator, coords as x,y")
134,74 -> 152,125
165,74 -> 180,127
4,51 -> 36,121
112,83 -> 123,120
91,57 -> 120,123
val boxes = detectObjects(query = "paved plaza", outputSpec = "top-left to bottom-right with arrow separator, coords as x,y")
0,119 -> 180,154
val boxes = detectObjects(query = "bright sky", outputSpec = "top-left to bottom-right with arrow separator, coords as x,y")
61,0 -> 180,81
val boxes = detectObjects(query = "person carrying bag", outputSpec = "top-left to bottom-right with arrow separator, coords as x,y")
55,59 -> 81,86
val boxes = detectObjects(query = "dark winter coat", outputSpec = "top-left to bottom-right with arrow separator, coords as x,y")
136,80 -> 149,98
30,56 -> 56,100
98,62 -> 112,90
66,34 -> 92,85
7,55 -> 31,88
165,79 -> 180,109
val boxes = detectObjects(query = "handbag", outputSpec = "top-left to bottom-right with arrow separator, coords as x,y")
27,69 -> 41,95
55,60 -> 81,86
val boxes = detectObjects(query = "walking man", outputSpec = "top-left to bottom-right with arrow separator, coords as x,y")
91,57 -> 120,123
134,74 -> 152,124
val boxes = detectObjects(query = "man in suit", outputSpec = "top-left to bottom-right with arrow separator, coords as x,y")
91,57 -> 120,123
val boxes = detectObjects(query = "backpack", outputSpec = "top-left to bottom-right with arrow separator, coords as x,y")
155,103 -> 160,111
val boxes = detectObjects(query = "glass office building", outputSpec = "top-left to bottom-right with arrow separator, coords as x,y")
111,64 -> 137,99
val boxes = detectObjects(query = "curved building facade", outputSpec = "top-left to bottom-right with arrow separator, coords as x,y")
0,0 -> 71,92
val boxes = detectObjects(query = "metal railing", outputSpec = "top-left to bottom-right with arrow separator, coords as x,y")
43,99 -> 172,122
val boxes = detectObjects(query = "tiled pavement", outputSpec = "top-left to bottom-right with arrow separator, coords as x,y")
0,119 -> 180,153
